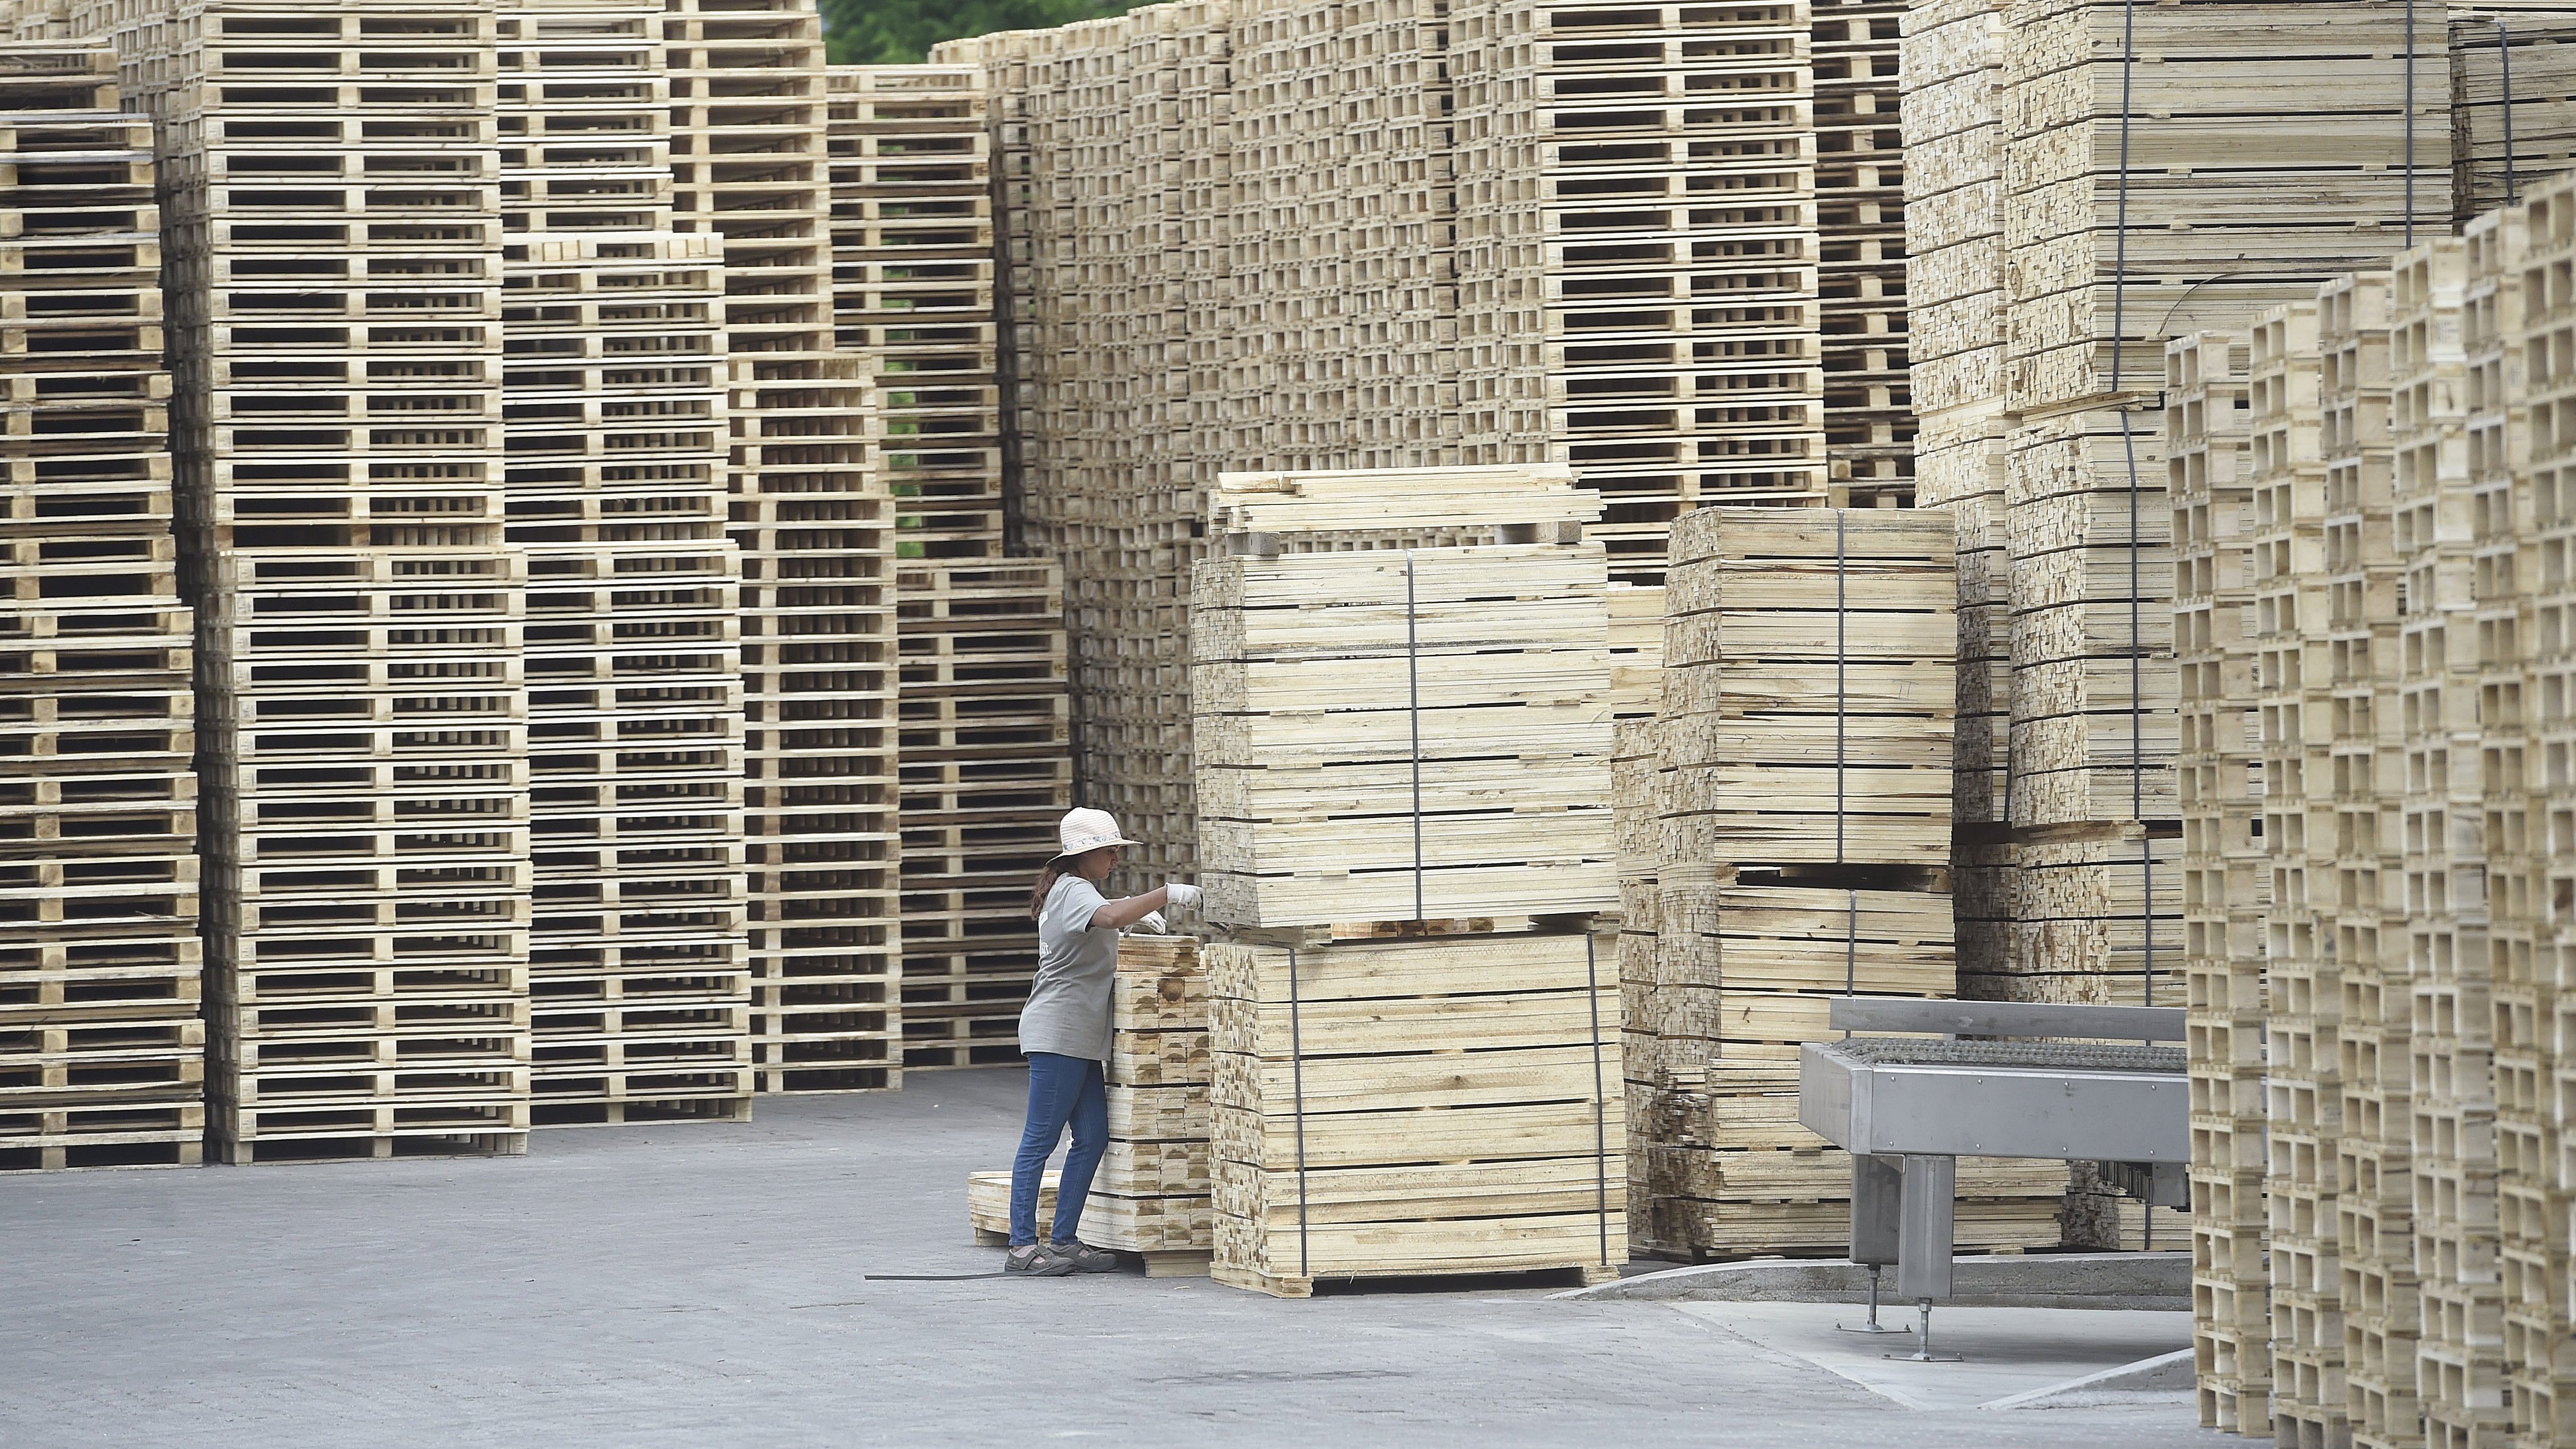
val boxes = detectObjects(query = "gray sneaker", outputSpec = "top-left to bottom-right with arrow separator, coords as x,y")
1052,1241 -> 1121,1274
1005,1243 -> 1074,1277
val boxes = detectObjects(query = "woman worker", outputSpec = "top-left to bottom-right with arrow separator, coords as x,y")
1005,807 -> 1202,1276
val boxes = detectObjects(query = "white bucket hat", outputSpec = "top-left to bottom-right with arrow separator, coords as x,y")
1052,807 -> 1142,861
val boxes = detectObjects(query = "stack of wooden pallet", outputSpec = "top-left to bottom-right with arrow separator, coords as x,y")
1512,0 -> 1830,572
965,933 -> 1214,1273
825,63 -> 1070,1073
2450,10 -> 2576,227
84,0 -> 535,1162
2317,269 -> 2412,1449
891,560 -> 1068,1069
934,13 -> 1222,888
2166,326 -> 2267,1435
496,0 -> 751,1128
662,0 -> 903,1095
495,0 -> 671,235
1639,506 -> 2068,1258
500,231 -> 751,1126
1191,466 -> 1625,1296
0,42 -> 205,1172
2467,194 -> 2567,1449
2389,236 -> 2504,1449
826,66 -> 1002,559
1813,0 -> 1912,506
2248,303 -> 2328,1440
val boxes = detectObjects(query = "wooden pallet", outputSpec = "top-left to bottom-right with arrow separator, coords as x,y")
1192,468 -> 1615,928
1207,925 -> 1628,1294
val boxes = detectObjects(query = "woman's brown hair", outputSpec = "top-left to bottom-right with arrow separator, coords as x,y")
1028,847 -> 1109,921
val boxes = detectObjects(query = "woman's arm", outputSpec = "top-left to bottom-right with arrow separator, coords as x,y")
1087,885 -> 1170,932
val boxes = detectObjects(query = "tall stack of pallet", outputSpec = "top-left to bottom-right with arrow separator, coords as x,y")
825,64 -> 1070,1073
2169,325 -> 2267,1435
500,231 -> 749,1125
2468,191 -> 2566,1449
1640,507 -> 2067,1258
662,0 -> 902,1094
2389,235 -> 2506,1449
1813,0 -> 1910,506
1897,0 -> 2010,993
964,932 -> 1214,1273
0,43 -> 204,1172
497,0 -> 671,235
890,562 -> 1067,1069
1191,466 -> 1624,1296
2292,279 -> 2401,1444
81,0 -> 534,1162
497,2 -> 751,1127
935,12 -> 1219,890
1510,0 -> 1829,574
2235,303 -> 2339,1441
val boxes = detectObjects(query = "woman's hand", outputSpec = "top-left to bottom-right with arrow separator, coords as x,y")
1089,881 -> 1203,931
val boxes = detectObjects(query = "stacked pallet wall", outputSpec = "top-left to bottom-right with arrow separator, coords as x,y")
0,43 -> 205,1172
2248,299 -> 2336,1442
825,64 -> 1070,1073
2389,237 -> 2506,1449
86,0 -> 534,1163
1986,3 -> 2443,1088
890,559 -> 1067,1068
502,232 -> 750,1124
1813,0 -> 1909,506
1518,0 -> 1830,574
2509,174 -> 2576,1449
2170,325 -> 2267,1433
2317,270 -> 2413,1449
2468,191 -> 2566,1449
498,2 -> 752,1127
661,0 -> 902,1094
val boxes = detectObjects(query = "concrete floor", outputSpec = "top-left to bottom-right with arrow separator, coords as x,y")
0,1068 -> 2230,1448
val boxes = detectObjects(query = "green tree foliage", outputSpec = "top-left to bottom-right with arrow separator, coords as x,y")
822,0 -> 1138,64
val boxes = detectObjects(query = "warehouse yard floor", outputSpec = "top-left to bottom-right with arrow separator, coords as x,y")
1,1069 -> 2226,1448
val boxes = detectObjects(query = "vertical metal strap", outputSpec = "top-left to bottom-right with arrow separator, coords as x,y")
2405,0 -> 2417,247
1835,511 -> 1847,864
1585,930 -> 1608,1266
2497,20 -> 2519,206
2108,0 -> 2136,392
1288,945 -> 1310,1278
1404,549 -> 1425,922
1846,889 -> 1859,1003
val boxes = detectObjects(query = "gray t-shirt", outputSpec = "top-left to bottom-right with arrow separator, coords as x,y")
1019,873 -> 1119,1062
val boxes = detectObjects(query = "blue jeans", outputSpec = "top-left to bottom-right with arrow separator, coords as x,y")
1010,1052 -> 1108,1247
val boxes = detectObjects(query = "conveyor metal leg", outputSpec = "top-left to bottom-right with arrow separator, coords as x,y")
1838,1155 -> 1907,1335
1881,1156 -> 1964,1362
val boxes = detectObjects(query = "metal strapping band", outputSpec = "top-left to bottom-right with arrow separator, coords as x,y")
2498,20 -> 2519,205
1288,945 -> 1310,1278
2108,0 -> 2156,1019
1835,511 -> 1847,864
1405,549 -> 1426,922
1585,930 -> 1608,1266
2405,0 -> 2417,247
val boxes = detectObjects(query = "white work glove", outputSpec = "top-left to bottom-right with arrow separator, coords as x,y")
1135,912 -> 1169,935
1164,882 -> 1202,911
